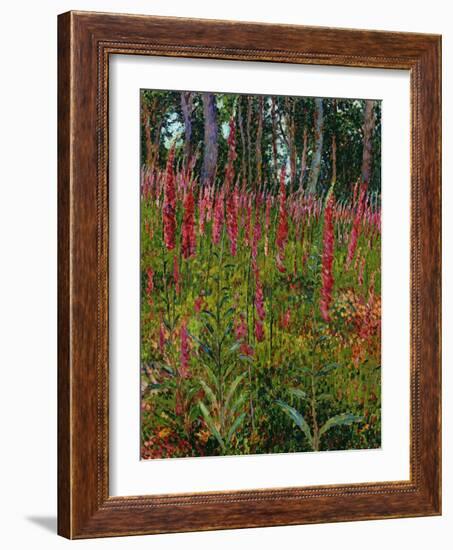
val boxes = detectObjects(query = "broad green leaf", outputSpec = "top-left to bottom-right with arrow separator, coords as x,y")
225,372 -> 247,411
224,361 -> 239,381
289,388 -> 308,400
275,399 -> 313,447
317,393 -> 334,403
226,412 -> 246,445
228,393 -> 247,419
223,320 -> 234,337
188,404 -> 201,423
200,362 -> 220,391
199,402 -> 225,450
199,380 -> 218,410
319,413 -> 363,438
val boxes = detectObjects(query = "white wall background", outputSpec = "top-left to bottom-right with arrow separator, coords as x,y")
0,1 -> 449,548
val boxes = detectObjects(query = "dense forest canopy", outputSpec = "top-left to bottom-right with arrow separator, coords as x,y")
141,89 -> 381,201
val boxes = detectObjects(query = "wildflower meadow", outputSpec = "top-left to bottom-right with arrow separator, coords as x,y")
140,90 -> 381,459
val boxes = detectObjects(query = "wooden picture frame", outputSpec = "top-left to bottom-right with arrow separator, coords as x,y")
58,10 -> 441,539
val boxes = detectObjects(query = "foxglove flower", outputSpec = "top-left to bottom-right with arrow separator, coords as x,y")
320,194 -> 335,322
346,183 -> 367,267
163,146 -> 176,250
182,188 -> 196,259
276,166 -> 289,252
226,186 -> 239,256
212,191 -> 224,245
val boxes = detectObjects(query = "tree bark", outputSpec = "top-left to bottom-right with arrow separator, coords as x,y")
255,96 -> 264,187
361,99 -> 376,185
246,96 -> 253,188
286,98 -> 296,193
299,127 -> 308,191
307,98 -> 324,194
180,92 -> 194,166
271,97 -> 279,180
238,97 -> 247,184
331,134 -> 337,186
201,93 -> 218,187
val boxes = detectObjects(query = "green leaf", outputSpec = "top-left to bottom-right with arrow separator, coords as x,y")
201,309 -> 216,320
224,361 -> 239,381
187,331 -> 214,359
199,380 -> 218,410
239,354 -> 254,363
317,393 -> 334,403
228,393 -> 247,418
225,372 -> 247,411
228,342 -> 241,354
298,366 -> 313,376
200,362 -> 220,391
316,363 -> 342,377
275,399 -> 313,447
288,388 -> 308,400
226,412 -> 246,445
224,307 -> 236,318
203,321 -> 215,335
220,295 -> 231,309
223,320 -> 234,337
188,404 -> 201,423
319,413 -> 363,438
199,402 -> 225,450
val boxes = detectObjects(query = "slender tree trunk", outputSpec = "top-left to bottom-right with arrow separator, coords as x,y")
255,96 -> 264,186
289,122 -> 296,192
180,92 -> 194,166
238,98 -> 247,184
361,99 -> 376,185
307,98 -> 324,195
142,99 -> 159,169
283,97 -> 297,192
299,127 -> 308,191
271,97 -> 279,180
142,103 -> 153,168
201,93 -> 218,187
152,120 -> 163,168
246,96 -> 253,189
331,135 -> 337,185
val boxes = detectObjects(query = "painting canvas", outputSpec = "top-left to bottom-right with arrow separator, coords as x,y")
140,89 -> 381,459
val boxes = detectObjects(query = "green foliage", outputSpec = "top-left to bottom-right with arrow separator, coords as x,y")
140,88 -> 382,459
141,90 -> 381,199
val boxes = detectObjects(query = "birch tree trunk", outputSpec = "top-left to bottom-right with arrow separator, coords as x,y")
307,98 -> 324,194
361,99 -> 376,185
201,93 -> 218,187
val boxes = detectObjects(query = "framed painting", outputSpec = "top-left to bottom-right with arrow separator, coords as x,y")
58,11 -> 441,538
